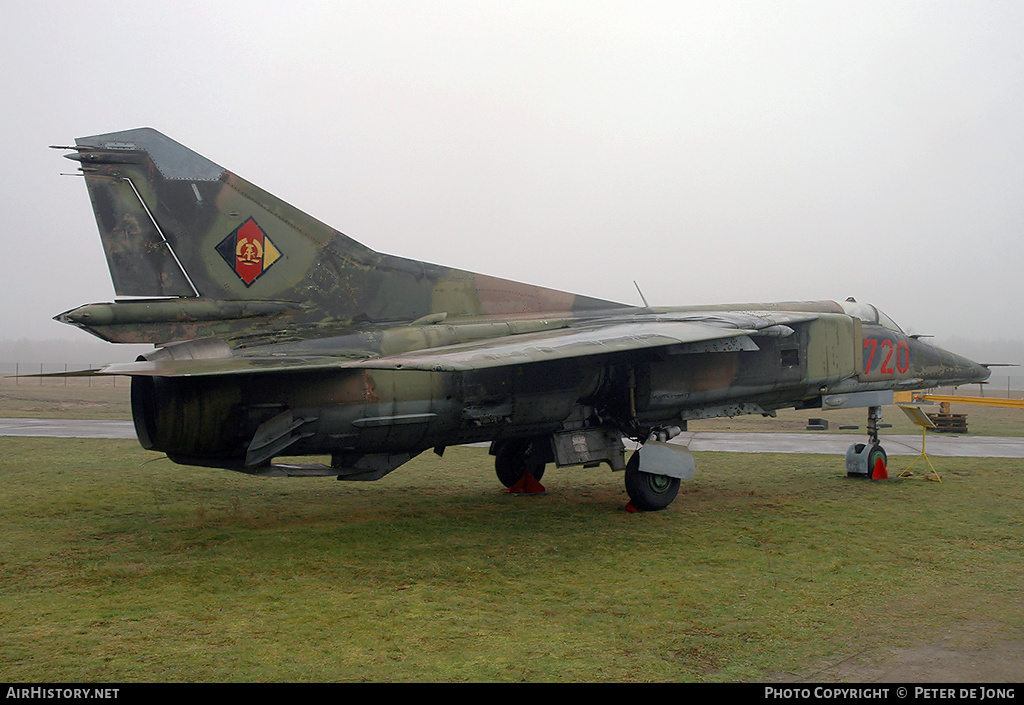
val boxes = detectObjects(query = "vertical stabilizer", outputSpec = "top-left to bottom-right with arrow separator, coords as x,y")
60,128 -> 625,343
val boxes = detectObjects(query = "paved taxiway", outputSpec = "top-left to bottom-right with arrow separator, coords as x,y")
3,418 -> 1023,457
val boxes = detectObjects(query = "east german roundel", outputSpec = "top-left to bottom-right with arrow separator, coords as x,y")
216,218 -> 281,286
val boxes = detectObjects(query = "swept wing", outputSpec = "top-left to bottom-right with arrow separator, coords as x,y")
87,311 -> 816,377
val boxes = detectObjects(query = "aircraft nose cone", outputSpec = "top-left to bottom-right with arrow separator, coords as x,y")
949,352 -> 990,385
969,360 -> 991,384
916,340 -> 992,387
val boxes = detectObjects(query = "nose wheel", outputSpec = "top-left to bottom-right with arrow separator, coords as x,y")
845,406 -> 888,479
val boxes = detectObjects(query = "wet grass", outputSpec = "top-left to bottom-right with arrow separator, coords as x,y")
1,438 -> 1022,682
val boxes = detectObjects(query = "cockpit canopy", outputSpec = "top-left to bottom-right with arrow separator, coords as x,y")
840,297 -> 904,333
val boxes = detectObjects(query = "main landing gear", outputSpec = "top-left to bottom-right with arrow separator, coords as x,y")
845,406 -> 889,480
622,427 -> 696,511
491,427 -> 695,511
624,451 -> 680,511
492,438 -> 547,493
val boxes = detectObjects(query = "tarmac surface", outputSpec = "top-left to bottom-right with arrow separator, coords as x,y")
3,418 -> 1024,457
0,418 -> 137,440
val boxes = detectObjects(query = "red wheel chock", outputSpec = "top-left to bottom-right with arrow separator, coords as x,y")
506,470 -> 545,494
871,457 -> 888,480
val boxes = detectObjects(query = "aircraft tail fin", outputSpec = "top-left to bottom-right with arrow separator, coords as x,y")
59,128 -> 623,344
64,127 -> 367,301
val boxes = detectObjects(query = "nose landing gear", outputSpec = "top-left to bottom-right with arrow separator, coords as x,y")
845,406 -> 888,479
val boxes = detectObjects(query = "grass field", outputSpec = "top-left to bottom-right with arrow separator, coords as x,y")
1,436 -> 1022,682
1,379 -> 1021,681
0,378 -> 131,420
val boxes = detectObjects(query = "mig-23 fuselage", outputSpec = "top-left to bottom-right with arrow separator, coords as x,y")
54,129 -> 989,510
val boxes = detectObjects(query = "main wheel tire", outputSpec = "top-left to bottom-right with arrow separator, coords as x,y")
494,439 -> 546,488
624,452 -> 680,511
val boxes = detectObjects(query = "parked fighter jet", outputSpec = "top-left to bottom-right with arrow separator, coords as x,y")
53,128 -> 990,510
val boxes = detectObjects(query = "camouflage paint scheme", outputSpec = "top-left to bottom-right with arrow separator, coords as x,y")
60,128 -> 618,345
54,129 -> 990,510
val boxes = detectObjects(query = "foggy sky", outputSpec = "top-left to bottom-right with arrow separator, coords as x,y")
2,1 -> 1022,364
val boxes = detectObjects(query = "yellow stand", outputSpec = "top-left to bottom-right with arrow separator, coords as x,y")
897,405 -> 941,482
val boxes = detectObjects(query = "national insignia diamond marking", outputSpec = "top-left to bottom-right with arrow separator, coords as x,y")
215,218 -> 281,286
